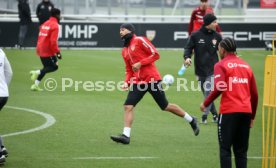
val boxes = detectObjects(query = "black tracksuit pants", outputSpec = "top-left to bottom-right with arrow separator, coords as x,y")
218,113 -> 251,168
0,97 -> 8,110
38,56 -> 58,81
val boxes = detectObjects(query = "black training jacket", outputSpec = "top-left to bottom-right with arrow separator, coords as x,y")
18,0 -> 32,25
184,26 -> 222,77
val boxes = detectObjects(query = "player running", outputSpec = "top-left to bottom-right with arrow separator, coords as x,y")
110,23 -> 199,145
30,8 -> 62,91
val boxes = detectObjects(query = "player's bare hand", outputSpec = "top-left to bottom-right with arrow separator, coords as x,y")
121,82 -> 129,91
185,58 -> 192,66
250,119 -> 254,128
132,62 -> 141,72
200,103 -> 206,112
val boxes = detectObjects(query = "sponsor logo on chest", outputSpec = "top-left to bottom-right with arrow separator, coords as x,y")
231,76 -> 248,84
198,39 -> 205,43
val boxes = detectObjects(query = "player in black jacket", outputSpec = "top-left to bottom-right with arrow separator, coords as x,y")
17,0 -> 32,48
36,0 -> 54,25
183,14 -> 222,124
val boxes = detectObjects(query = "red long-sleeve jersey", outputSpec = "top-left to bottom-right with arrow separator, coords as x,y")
122,34 -> 161,84
36,17 -> 60,57
204,53 -> 258,119
188,6 -> 221,35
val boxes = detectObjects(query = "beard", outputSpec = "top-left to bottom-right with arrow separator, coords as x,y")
121,33 -> 133,47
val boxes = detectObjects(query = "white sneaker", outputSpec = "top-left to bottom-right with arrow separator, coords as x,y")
200,115 -> 208,124
1,147 -> 8,157
0,155 -> 5,164
212,115 -> 218,123
200,119 -> 207,124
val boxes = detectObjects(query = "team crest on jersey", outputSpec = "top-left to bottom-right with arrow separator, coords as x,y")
130,45 -> 135,51
146,30 -> 156,41
212,39 -> 217,46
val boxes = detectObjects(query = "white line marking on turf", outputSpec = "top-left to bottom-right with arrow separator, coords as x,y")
247,156 -> 276,159
2,106 -> 56,137
74,156 -> 275,160
73,157 -> 159,160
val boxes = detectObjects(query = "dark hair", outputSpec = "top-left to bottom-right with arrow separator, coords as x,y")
220,37 -> 237,52
120,23 -> 135,33
203,14 -> 217,26
51,8 -> 61,17
200,0 -> 208,2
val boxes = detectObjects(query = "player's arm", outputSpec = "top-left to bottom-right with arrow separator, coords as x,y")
3,53 -> 13,85
139,38 -> 160,66
200,63 -> 224,111
183,35 -> 195,65
50,25 -> 61,57
250,74 -> 258,121
132,38 -> 159,72
122,54 -> 134,86
188,10 -> 196,36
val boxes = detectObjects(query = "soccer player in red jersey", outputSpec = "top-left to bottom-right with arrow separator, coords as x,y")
188,0 -> 221,36
111,23 -> 200,144
30,8 -> 61,91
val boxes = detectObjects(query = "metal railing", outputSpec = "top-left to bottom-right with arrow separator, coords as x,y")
1,14 -> 276,23
0,0 -> 252,15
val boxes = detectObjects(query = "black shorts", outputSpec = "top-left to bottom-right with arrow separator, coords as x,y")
40,56 -> 58,68
0,97 -> 8,111
124,81 -> 169,110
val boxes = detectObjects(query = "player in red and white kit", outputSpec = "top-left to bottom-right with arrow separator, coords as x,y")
188,0 -> 221,36
111,23 -> 200,144
200,38 -> 258,168
30,8 -> 61,91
